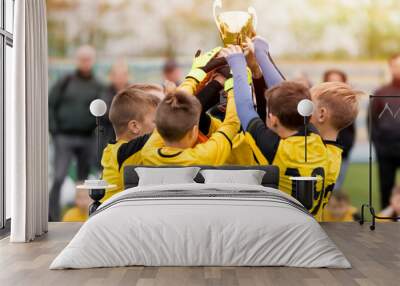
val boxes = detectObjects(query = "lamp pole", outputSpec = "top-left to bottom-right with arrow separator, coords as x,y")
85,99 -> 108,214
297,99 -> 314,163
96,116 -> 101,174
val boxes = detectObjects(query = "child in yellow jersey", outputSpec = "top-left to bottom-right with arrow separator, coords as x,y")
310,82 -> 362,219
242,37 -> 362,220
115,60 -> 233,187
139,46 -> 253,166
141,86 -> 240,166
62,186 -> 92,222
196,65 -> 259,166
322,192 -> 358,222
101,86 -> 161,201
222,44 -> 330,218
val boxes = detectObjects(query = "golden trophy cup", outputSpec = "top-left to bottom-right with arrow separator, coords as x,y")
213,0 -> 257,47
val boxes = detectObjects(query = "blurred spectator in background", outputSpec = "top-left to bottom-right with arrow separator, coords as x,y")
62,184 -> 93,222
292,71 -> 313,88
323,69 -> 355,191
378,185 -> 400,221
48,45 -> 104,221
323,69 -> 347,83
101,59 -> 131,149
322,192 -> 359,222
371,54 -> 400,208
162,58 -> 182,86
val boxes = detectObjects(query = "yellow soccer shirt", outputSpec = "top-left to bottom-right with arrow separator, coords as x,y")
226,132 -> 259,166
101,135 -> 152,201
317,142 -> 343,220
322,206 -> 357,222
101,139 -> 126,201
245,118 -> 330,218
62,207 -> 88,222
141,92 -> 240,166
204,115 -> 258,166
177,77 -> 201,96
324,142 -> 343,193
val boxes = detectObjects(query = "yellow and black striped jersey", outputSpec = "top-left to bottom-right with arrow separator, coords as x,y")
245,118 -> 330,219
101,139 -> 127,201
101,134 -> 152,201
205,116 -> 258,166
319,141 -> 343,221
226,132 -> 259,166
102,80 -> 220,198
141,92 -> 240,166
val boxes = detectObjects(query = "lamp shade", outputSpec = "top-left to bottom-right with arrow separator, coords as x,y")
89,99 -> 107,117
297,99 -> 314,117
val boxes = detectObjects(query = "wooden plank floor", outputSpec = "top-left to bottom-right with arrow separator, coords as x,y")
0,222 -> 399,286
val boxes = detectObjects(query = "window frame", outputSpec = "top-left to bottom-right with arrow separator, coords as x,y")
0,0 -> 14,232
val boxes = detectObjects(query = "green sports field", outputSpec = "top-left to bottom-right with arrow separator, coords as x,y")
342,163 -> 400,216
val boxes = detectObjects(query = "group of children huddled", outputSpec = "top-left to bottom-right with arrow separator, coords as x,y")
96,37 -> 364,222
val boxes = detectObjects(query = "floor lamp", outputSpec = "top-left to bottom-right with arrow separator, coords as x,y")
77,99 -> 116,215
360,94 -> 400,230
290,99 -> 317,210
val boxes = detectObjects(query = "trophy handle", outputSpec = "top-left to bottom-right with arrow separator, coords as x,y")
248,6 -> 258,31
213,0 -> 222,33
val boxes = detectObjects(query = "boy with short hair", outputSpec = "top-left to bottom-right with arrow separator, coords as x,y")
309,82 -> 361,211
249,38 -> 361,219
112,50 -> 232,192
141,86 -> 240,166
101,87 -> 161,201
310,82 -> 360,142
223,45 -> 329,218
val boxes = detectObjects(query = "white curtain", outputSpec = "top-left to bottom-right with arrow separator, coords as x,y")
8,0 -> 49,242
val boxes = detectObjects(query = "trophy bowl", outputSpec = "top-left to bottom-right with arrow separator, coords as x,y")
213,0 -> 257,46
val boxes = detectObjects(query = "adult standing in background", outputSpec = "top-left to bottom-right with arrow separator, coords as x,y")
162,58 -> 182,86
370,54 -> 400,209
100,59 -> 131,150
323,69 -> 356,191
48,45 -> 104,221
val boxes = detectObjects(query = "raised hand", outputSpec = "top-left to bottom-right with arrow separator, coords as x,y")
243,37 -> 262,79
191,47 -> 226,72
185,47 -> 227,86
219,45 -> 243,58
251,36 -> 285,88
163,80 -> 176,95
253,36 -> 270,54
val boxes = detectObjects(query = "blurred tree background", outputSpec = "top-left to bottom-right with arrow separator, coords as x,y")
46,0 -> 400,59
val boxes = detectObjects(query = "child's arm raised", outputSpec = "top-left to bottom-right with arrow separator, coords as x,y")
253,37 -> 285,89
223,46 -> 258,131
178,47 -> 226,95
196,75 -> 224,136
196,65 -> 233,136
223,45 -> 281,165
243,38 -> 268,121
190,90 -> 240,165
